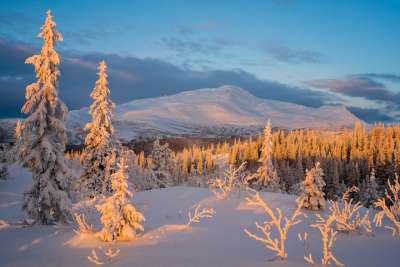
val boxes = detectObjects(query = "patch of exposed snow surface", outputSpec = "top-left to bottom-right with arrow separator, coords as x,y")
1,166 -> 399,267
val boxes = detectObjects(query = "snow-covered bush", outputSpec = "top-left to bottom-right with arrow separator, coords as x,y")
297,162 -> 326,211
328,186 -> 372,234
374,175 -> 400,237
255,121 -> 281,192
80,60 -> 117,197
209,162 -> 249,200
244,191 -> 304,260
96,157 -> 145,241
15,10 -> 72,224
310,213 -> 345,266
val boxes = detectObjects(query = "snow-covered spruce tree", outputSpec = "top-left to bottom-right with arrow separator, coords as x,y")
148,138 -> 174,187
15,10 -> 71,224
96,157 -> 145,241
80,60 -> 117,196
255,120 -> 281,192
360,168 -> 379,208
297,162 -> 326,211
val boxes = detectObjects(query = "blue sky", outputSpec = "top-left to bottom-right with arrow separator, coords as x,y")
0,0 -> 399,122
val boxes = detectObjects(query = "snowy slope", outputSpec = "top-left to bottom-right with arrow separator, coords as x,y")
66,86 -> 361,142
0,168 -> 399,267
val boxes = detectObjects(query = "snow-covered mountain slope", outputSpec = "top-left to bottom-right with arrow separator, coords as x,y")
66,86 -> 361,143
0,170 -> 399,267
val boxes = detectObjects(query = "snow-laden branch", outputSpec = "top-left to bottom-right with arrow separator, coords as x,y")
329,186 -> 372,234
244,191 -> 304,259
186,204 -> 216,227
88,249 -> 104,265
209,162 -> 250,200
73,213 -> 94,235
374,176 -> 400,237
88,246 -> 121,265
298,232 -> 315,265
311,213 -> 345,266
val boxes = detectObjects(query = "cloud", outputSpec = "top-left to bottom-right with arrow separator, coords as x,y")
266,42 -> 327,64
347,106 -> 396,123
0,38 -> 333,119
161,37 -> 221,56
353,73 -> 400,83
304,76 -> 400,104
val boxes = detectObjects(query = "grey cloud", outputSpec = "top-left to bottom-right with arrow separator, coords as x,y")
304,76 -> 400,104
347,106 -> 396,124
161,37 -> 221,56
353,73 -> 400,83
0,38 -> 332,119
267,43 -> 327,64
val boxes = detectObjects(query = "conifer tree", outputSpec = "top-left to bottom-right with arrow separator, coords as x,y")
360,168 -> 379,208
297,162 -> 326,210
96,157 -> 145,241
15,10 -> 71,224
256,120 -> 281,192
81,60 -> 117,196
149,139 -> 173,186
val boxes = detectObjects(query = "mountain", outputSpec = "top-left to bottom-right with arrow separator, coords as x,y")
0,86 -> 361,144
65,85 -> 361,143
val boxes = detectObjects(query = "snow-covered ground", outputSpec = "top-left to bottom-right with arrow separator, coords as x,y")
0,166 -> 399,267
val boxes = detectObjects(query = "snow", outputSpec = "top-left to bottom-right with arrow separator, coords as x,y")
65,86 -> 362,142
1,166 -> 399,267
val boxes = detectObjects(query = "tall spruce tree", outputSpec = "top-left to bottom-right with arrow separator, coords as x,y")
15,10 -> 71,224
256,120 -> 281,192
81,61 -> 117,196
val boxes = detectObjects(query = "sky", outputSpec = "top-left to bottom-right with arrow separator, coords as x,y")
0,0 -> 399,122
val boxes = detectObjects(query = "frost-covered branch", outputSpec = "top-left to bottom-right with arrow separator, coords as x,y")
209,162 -> 247,200
186,204 -> 215,227
374,176 -> 400,237
329,186 -> 372,234
311,213 -> 345,266
73,213 -> 94,235
88,249 -> 104,265
244,192 -> 304,259
87,245 -> 121,266
298,232 -> 315,265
